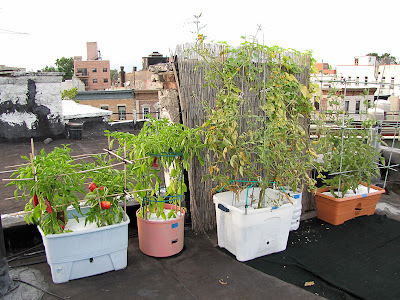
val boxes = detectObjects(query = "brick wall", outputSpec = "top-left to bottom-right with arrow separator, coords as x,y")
78,98 -> 135,121
135,90 -> 159,119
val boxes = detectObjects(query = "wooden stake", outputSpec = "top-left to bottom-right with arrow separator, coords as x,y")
96,188 -> 106,226
123,143 -> 127,221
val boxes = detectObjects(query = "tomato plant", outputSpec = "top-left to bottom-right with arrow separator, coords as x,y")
192,37 -> 319,206
312,87 -> 385,197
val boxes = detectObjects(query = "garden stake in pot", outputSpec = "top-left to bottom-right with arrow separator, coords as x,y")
96,188 -> 106,226
123,143 -> 127,221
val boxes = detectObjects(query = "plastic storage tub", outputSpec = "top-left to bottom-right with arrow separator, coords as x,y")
213,188 -> 294,261
38,208 -> 130,283
286,189 -> 302,231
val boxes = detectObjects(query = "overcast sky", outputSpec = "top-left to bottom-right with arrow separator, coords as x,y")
1,0 -> 399,72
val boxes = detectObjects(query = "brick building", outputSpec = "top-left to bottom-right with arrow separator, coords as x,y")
134,90 -> 159,120
315,62 -> 336,75
75,89 -> 158,121
74,42 -> 111,91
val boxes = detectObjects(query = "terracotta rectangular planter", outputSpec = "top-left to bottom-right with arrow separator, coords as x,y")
315,183 -> 385,225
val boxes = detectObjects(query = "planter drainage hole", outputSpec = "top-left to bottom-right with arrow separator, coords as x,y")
171,238 -> 178,244
89,258 -> 94,263
355,203 -> 362,215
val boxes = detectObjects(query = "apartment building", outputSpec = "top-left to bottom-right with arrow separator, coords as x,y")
74,42 -> 111,91
313,59 -> 377,121
376,64 -> 400,97
336,56 -> 378,90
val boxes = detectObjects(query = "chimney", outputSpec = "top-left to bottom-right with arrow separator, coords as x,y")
87,42 -> 98,60
120,66 -> 125,87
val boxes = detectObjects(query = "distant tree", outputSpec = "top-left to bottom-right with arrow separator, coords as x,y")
366,53 -> 397,65
62,88 -> 78,100
55,57 -> 74,80
110,69 -> 118,84
41,57 -> 74,81
42,65 -> 57,72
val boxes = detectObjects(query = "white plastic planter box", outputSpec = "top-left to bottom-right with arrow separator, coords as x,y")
286,189 -> 302,231
38,207 -> 130,283
213,188 -> 294,262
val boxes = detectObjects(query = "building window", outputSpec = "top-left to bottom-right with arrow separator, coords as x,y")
77,68 -> 87,76
355,58 -> 359,65
103,68 -> 108,72
365,76 -> 368,85
391,77 -> 395,89
356,77 -> 359,86
93,79 -> 98,83
92,68 -> 97,73
103,78 -> 108,83
143,106 -> 150,118
382,77 -> 385,88
355,100 -> 360,114
118,106 -> 126,120
100,105 -> 109,110
347,76 -> 351,85
345,101 -> 349,113
82,79 -> 88,86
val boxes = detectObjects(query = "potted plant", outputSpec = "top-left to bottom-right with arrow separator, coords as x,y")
108,117 -> 204,257
6,144 -> 130,283
312,88 -> 386,225
192,37 -> 319,261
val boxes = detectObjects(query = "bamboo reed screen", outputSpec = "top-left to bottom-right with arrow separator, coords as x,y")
175,43 -> 313,233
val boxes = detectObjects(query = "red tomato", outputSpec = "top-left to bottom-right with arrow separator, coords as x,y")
101,201 -> 111,210
99,186 -> 104,191
89,182 -> 97,192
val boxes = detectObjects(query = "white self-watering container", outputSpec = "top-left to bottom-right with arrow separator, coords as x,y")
213,187 -> 294,262
38,207 -> 130,284
283,188 -> 302,231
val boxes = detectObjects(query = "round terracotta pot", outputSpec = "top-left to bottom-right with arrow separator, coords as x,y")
136,204 -> 185,257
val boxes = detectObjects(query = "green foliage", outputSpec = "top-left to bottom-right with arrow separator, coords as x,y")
81,155 -> 126,226
7,146 -> 85,235
56,57 -> 74,81
42,65 -> 56,72
110,69 -> 119,83
366,52 -> 398,65
312,87 -> 384,197
108,118 -> 204,220
192,37 -> 318,205
42,57 -> 74,81
62,88 -> 78,100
